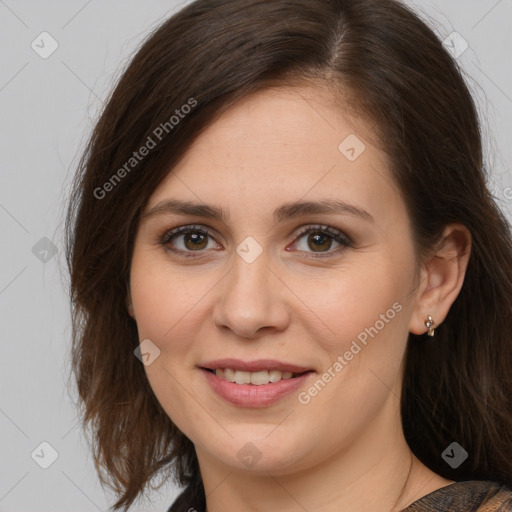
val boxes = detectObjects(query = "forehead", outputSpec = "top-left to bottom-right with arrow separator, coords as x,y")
146,86 -> 400,225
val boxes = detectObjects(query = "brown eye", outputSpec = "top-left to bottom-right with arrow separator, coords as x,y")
160,225 -> 219,256
306,232 -> 333,252
291,225 -> 352,257
182,232 -> 208,250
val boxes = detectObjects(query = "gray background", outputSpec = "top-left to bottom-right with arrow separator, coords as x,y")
0,1 -> 511,511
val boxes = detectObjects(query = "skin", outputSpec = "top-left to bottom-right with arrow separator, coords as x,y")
129,85 -> 471,512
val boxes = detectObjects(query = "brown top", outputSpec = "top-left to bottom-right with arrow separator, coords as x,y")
168,480 -> 512,511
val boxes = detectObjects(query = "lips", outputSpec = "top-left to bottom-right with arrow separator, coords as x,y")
199,358 -> 315,407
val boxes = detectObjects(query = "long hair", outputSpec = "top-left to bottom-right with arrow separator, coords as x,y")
65,0 -> 512,509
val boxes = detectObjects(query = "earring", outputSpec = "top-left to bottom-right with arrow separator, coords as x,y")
425,315 -> 436,337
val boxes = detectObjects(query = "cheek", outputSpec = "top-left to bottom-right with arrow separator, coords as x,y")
129,250 -> 221,417
304,256 -> 412,356
129,248 -> 210,347
292,257 -> 413,427
129,256 -> 207,434
288,264 -> 411,454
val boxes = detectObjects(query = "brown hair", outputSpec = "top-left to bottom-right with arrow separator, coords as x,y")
65,0 -> 512,510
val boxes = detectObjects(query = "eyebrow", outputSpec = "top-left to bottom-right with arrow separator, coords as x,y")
142,198 -> 375,224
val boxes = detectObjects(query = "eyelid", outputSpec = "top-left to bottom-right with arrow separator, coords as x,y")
292,224 -> 352,245
157,226 -> 217,260
159,224 -> 220,245
286,224 -> 353,259
159,223 -> 353,258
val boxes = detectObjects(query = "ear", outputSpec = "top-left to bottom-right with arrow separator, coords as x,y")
409,223 -> 471,336
126,287 -> 135,319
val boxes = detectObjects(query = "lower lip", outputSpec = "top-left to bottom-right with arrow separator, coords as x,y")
201,368 -> 314,408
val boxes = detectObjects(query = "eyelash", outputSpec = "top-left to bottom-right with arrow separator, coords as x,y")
159,224 -> 353,259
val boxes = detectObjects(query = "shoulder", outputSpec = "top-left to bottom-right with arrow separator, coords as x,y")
167,480 -> 512,512
166,481 -> 205,512
403,480 -> 512,512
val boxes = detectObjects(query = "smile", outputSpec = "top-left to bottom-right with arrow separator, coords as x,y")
205,368 -> 309,386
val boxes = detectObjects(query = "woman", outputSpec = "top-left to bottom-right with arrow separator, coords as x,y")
65,0 -> 512,510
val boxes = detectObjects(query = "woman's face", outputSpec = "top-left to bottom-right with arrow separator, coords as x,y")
130,85 -> 423,475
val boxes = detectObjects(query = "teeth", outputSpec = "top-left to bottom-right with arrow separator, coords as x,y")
223,368 -> 235,382
235,371 -> 251,385
251,371 -> 270,385
214,368 -> 295,385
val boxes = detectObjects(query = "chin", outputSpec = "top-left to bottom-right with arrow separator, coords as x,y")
201,434 -> 310,475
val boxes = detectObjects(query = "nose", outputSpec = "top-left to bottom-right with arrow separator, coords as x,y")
212,250 -> 291,339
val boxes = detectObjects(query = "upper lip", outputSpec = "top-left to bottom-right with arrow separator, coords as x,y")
200,358 -> 313,373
